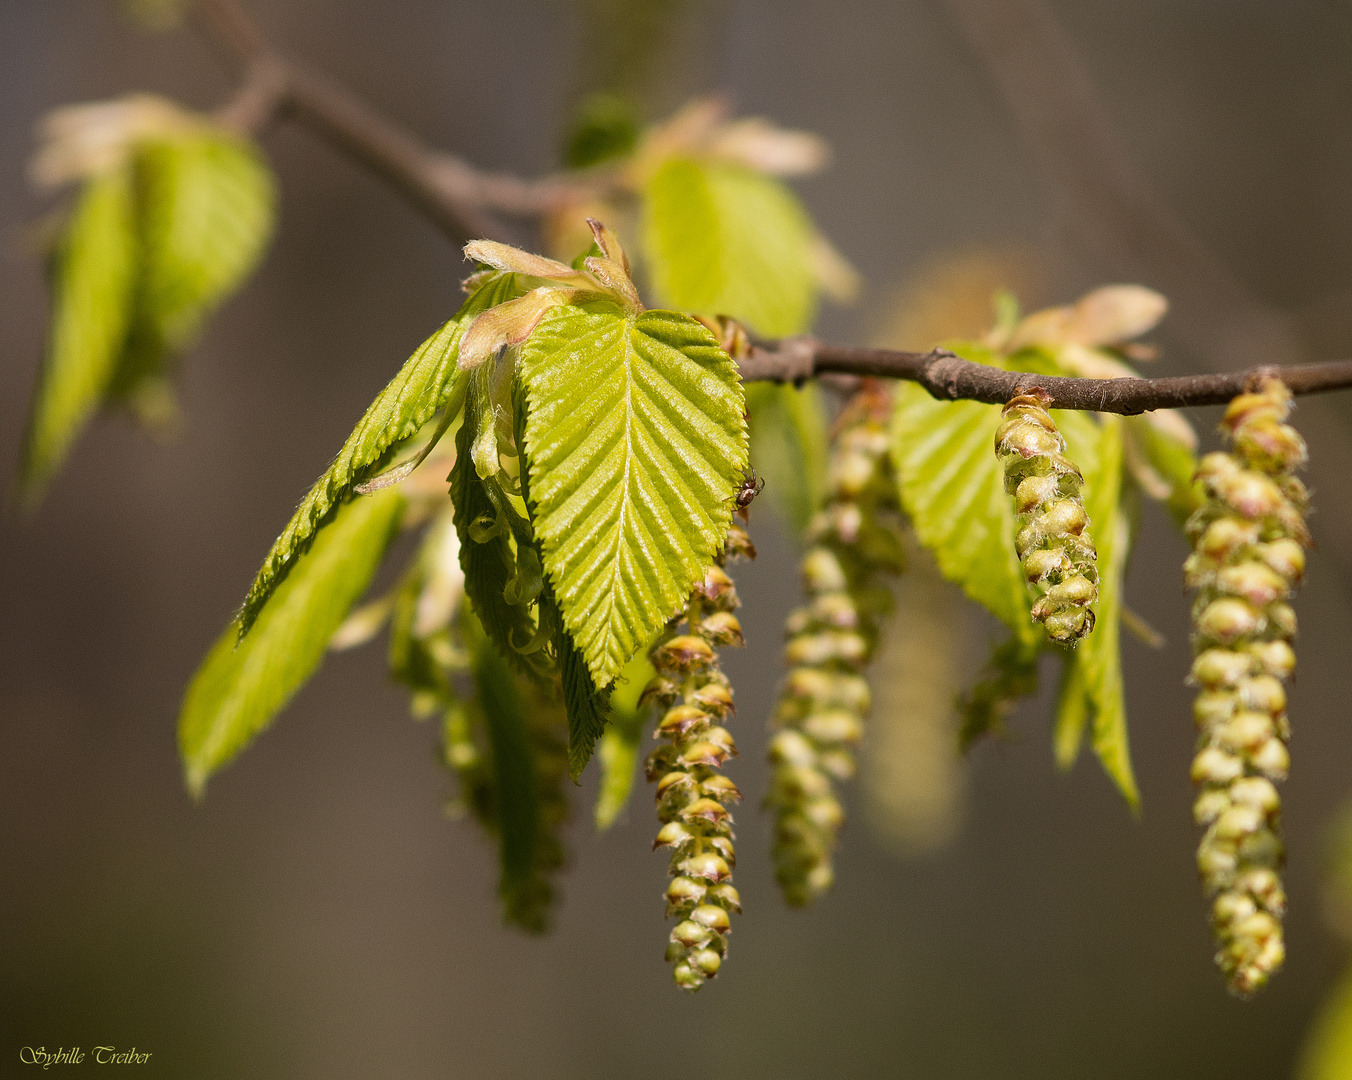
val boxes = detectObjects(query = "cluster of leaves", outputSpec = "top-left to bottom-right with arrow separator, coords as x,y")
23,79 -> 1280,997
20,95 -> 274,502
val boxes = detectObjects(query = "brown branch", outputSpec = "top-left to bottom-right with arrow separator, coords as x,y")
188,0 -> 1352,412
745,340 -> 1352,412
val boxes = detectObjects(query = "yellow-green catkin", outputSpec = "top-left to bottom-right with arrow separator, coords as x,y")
995,389 -> 1099,642
1185,377 -> 1309,996
643,523 -> 755,991
766,381 -> 905,906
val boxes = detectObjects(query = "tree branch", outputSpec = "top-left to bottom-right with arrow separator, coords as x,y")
190,0 -> 1352,412
745,340 -> 1352,412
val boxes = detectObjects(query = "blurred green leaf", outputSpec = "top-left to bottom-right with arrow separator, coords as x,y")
19,167 -> 136,502
744,381 -> 829,536
114,131 -> 275,401
1300,964 -> 1352,1080
463,606 -> 552,931
563,91 -> 640,169
519,303 -> 747,686
240,273 -> 518,635
179,488 -> 405,797
641,156 -> 817,336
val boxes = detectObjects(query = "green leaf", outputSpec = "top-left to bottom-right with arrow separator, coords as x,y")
1052,414 -> 1138,807
1080,416 -> 1139,807
179,487 -> 405,797
19,166 -> 137,502
461,606 -> 561,933
744,381 -> 829,535
113,130 -> 275,398
594,649 -> 655,830
1053,646 -> 1090,769
536,581 -> 612,781
890,345 -> 1039,649
519,303 -> 747,686
239,273 -> 519,635
1124,414 -> 1201,529
641,156 -> 817,336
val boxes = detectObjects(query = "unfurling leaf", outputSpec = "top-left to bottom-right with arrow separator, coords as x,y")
179,488 -> 405,797
239,273 -> 519,635
519,303 -> 747,687
19,167 -> 136,501
642,156 -> 820,336
111,130 -> 275,405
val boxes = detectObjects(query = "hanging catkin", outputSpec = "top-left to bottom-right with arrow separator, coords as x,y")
995,389 -> 1099,643
1185,377 -> 1308,996
643,523 -> 755,991
766,381 -> 905,905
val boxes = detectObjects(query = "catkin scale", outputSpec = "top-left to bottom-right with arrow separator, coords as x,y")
644,524 -> 754,991
766,381 -> 905,906
1184,377 -> 1308,996
995,390 -> 1099,642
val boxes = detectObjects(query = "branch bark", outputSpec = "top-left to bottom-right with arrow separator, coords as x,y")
745,340 -> 1352,412
189,0 -> 1352,411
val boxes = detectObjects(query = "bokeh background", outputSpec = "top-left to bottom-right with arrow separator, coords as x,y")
6,1 -> 1352,1076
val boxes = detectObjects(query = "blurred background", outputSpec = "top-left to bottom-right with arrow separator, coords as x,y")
6,1 -> 1352,1076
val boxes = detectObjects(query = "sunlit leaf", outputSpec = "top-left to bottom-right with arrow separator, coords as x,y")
239,273 -> 519,635
641,156 -> 817,336
179,488 -> 405,797
19,167 -> 136,502
519,302 -> 747,686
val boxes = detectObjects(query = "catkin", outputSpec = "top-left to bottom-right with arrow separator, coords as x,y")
1185,377 -> 1308,996
644,524 -> 755,991
995,389 -> 1099,643
766,382 -> 905,906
